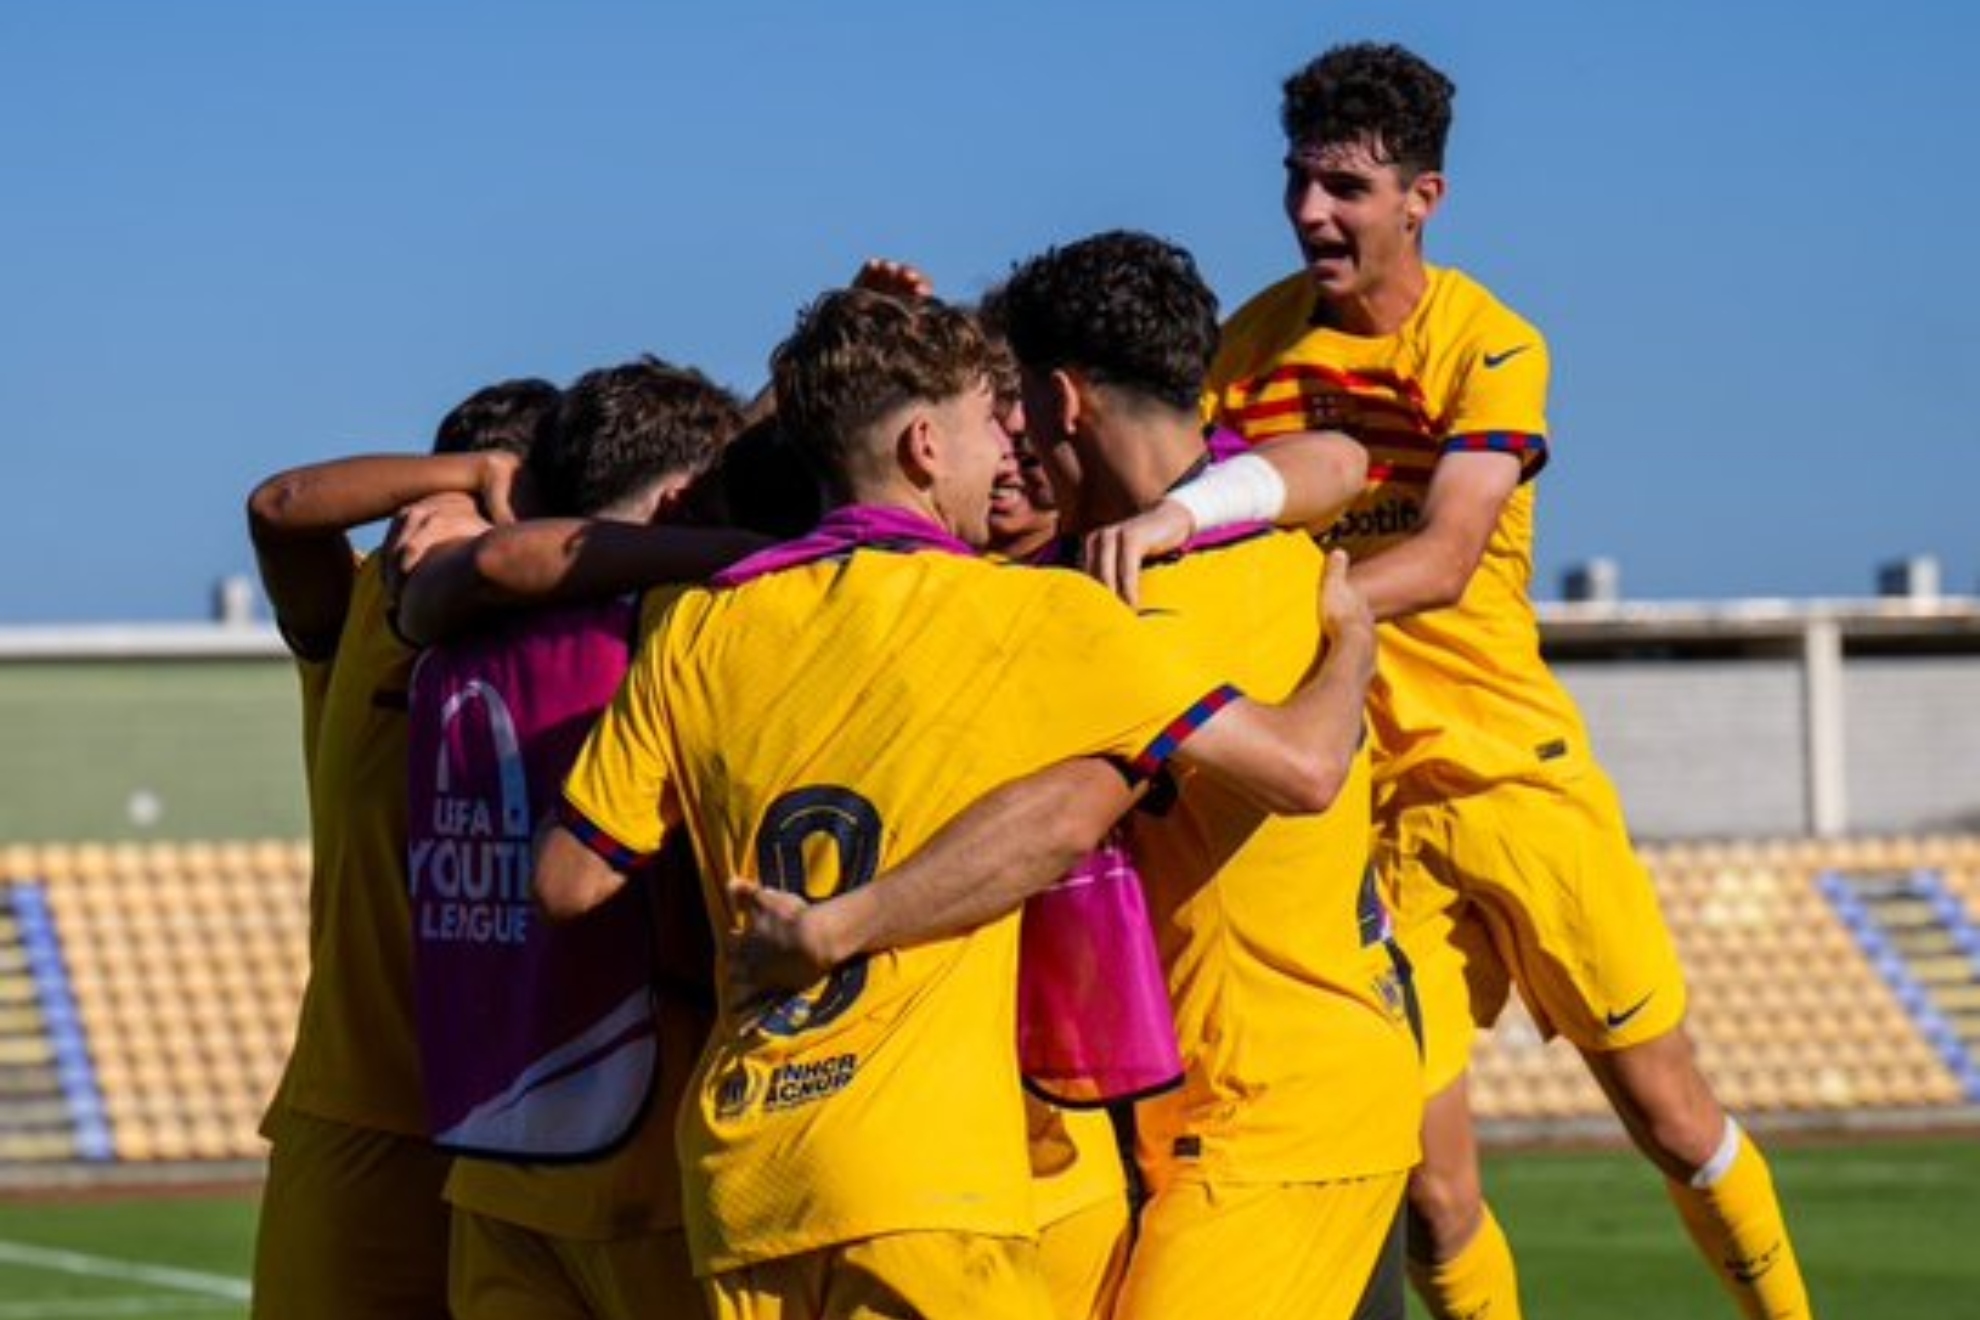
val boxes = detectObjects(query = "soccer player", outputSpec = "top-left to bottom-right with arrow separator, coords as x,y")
1002,229 -> 1420,1320
769,309 -> 1136,1320
244,377 -> 559,1320
400,358 -> 746,1320
534,287 -> 1377,1320
1202,41 -> 1812,1320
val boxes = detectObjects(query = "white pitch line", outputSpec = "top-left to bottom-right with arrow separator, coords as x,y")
0,1296 -> 232,1318
0,1239 -> 251,1302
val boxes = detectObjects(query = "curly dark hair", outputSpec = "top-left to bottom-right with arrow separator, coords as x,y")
531,357 -> 743,518
771,287 -> 998,497
431,377 -> 561,458
1281,42 -> 1455,178
985,230 -> 1218,415
675,416 -> 826,539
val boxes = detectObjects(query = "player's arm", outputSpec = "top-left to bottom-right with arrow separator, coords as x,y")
1259,427 -> 1367,515
379,491 -> 509,617
535,748 -> 680,923
246,450 -> 520,657
1165,549 -> 1375,815
396,519 -> 768,646
730,560 -> 1372,987
532,613 -> 683,923
1083,430 -> 1368,606
533,819 -> 634,922
729,758 -> 1133,994
1347,449 -> 1520,621
1351,320 -> 1548,621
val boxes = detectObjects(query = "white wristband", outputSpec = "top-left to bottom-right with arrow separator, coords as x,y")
1166,453 -> 1287,533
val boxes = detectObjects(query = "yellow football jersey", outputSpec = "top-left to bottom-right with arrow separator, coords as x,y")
1124,531 -> 1421,1186
561,544 -> 1231,1274
267,555 -> 426,1136
1028,1097 -> 1126,1228
1207,265 -> 1592,800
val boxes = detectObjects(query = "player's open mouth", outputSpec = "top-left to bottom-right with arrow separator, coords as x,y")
1303,241 -> 1352,268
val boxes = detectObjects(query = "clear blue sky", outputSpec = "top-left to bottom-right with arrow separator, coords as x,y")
4,1 -> 1975,623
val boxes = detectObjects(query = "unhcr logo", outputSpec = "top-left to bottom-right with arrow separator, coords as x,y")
764,1054 -> 859,1112
1321,498 -> 1422,547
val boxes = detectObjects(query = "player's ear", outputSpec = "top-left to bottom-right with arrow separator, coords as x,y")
896,407 -> 940,489
1049,368 -> 1083,434
637,472 -> 694,525
1404,170 -> 1446,233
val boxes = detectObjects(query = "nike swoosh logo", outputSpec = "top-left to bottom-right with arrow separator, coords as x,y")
1725,1243 -> 1782,1284
1482,345 -> 1532,369
1605,991 -> 1655,1030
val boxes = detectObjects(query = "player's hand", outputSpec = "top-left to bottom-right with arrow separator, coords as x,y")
725,879 -> 834,1004
474,450 -> 526,526
851,258 -> 934,300
1081,499 -> 1194,609
1320,549 -> 1375,650
383,492 -> 490,596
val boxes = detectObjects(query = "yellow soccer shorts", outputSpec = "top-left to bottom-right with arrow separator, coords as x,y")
706,1231 -> 1054,1320
449,1208 -> 700,1320
1037,1194 -> 1131,1320
1112,1173 -> 1407,1320
251,1105 -> 452,1320
1378,765 -> 1689,1094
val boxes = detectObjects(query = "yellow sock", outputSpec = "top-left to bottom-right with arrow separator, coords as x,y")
1406,1203 -> 1522,1320
1666,1123 -> 1812,1319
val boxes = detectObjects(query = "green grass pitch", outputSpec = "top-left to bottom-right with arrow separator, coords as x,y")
1413,1137 -> 1979,1317
0,1137 -> 1972,1317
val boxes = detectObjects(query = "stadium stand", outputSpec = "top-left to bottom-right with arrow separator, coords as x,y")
1,832 -> 1975,1174
1816,839 -> 1980,1105
1453,837 -> 1976,1131
2,570 -> 1974,1178
0,891 -> 83,1165
0,841 -> 308,1165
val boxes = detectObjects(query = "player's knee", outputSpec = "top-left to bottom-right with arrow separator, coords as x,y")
1636,1091 -> 1727,1174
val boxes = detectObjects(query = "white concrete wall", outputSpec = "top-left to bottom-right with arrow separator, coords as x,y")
1555,660 -> 1808,838
1844,659 -> 1980,832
